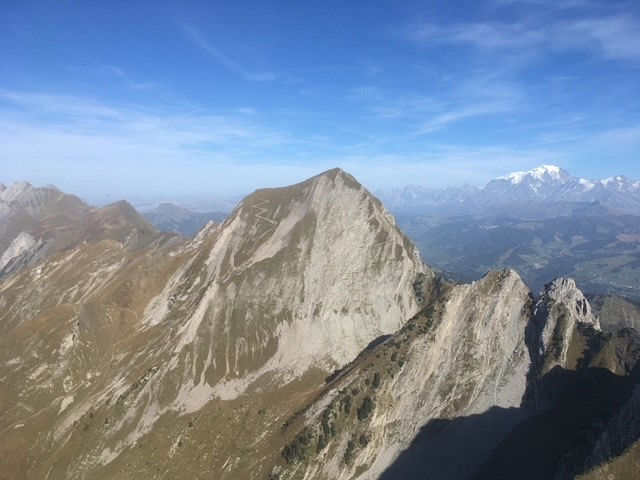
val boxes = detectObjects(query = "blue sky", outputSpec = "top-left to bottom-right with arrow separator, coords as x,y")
1,0 -> 639,201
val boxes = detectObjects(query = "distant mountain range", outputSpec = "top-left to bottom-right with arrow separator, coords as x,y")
376,165 -> 640,301
378,165 -> 640,218
131,194 -> 241,215
141,203 -> 227,236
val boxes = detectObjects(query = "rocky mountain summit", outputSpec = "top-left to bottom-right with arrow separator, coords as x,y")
0,169 -> 639,479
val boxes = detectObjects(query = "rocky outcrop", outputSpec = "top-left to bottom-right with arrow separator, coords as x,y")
0,231 -> 45,276
275,272 -> 640,480
534,278 -> 600,372
277,269 -> 533,480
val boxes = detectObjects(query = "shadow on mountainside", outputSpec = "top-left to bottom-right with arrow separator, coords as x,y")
379,365 -> 640,480
378,406 -> 529,480
475,365 -> 640,480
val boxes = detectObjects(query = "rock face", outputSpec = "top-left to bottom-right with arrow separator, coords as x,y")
534,278 -> 601,372
367,270 -> 532,479
0,169 -> 431,478
275,276 -> 640,480
142,168 -> 431,407
279,269 -> 533,480
0,231 -> 42,276
1,170 -> 640,480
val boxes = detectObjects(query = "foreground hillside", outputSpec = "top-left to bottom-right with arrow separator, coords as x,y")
0,170 -> 639,479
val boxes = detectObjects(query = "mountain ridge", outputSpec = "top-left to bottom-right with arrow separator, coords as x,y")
0,182 -> 175,278
1,169 -> 639,479
0,168 -> 433,478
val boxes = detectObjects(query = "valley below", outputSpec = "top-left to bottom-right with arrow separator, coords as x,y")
398,213 -> 640,302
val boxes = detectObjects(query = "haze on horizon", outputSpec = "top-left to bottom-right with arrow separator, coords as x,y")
1,0 -> 639,202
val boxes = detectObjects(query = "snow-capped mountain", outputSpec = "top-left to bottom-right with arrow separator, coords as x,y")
377,165 -> 640,217
496,164 -> 571,185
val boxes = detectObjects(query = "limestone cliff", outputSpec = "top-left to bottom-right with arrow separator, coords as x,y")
0,169 -> 430,478
276,269 -> 533,480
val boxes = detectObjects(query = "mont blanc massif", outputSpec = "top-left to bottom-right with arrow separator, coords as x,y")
1,166 -> 640,480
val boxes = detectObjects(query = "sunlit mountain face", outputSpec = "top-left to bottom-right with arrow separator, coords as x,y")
0,169 -> 639,479
2,0 -> 640,478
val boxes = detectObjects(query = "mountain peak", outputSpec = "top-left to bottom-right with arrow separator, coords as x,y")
299,167 -> 360,190
599,175 -> 633,189
90,200 -> 155,231
497,164 -> 570,185
312,166 -> 361,190
535,277 -> 601,373
241,167 -> 364,218
141,168 -> 429,409
0,181 -> 33,203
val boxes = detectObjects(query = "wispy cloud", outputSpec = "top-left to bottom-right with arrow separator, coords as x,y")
348,86 -> 442,119
180,23 -> 276,82
0,90 -> 287,151
68,64 -> 163,91
360,60 -> 382,77
493,0 -> 595,8
568,16 -> 640,61
0,88 -> 579,196
591,124 -> 640,147
0,89 -> 296,196
404,21 -> 543,50
349,72 -> 524,135
416,102 -> 510,134
104,64 -> 125,78
402,14 -> 640,62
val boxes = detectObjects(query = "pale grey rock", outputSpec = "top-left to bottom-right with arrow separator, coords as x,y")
535,277 -> 600,369
0,232 -> 46,277
145,168 -> 431,407
294,269 -> 533,480
0,181 -> 31,203
0,232 -> 37,271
